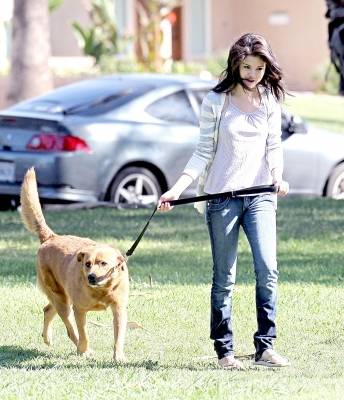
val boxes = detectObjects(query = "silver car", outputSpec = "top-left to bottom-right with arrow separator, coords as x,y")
281,109 -> 344,199
0,73 -> 343,209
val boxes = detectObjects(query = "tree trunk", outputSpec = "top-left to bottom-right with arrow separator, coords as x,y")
7,0 -> 53,106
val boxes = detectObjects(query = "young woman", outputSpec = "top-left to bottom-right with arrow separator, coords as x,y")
158,33 -> 290,369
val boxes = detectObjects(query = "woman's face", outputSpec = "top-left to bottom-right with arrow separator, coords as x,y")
238,55 -> 266,89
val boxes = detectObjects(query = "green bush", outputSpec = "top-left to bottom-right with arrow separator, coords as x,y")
98,49 -> 230,77
313,59 -> 340,95
71,0 -> 132,64
98,55 -> 145,74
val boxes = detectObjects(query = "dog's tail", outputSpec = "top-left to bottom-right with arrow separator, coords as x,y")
20,167 -> 55,244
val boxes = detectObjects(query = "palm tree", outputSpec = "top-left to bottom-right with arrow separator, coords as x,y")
136,0 -> 183,71
6,0 -> 53,106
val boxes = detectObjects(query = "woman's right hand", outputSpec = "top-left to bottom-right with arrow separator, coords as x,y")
157,190 -> 179,212
157,173 -> 194,212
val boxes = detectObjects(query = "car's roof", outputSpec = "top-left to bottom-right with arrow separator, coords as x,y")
47,73 -> 215,98
97,73 -> 214,85
4,73 -> 215,117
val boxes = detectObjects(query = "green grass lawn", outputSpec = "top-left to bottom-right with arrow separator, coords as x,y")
284,92 -> 344,133
1,198 -> 344,400
1,94 -> 344,399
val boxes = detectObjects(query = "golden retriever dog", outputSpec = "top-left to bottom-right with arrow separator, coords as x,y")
20,167 -> 129,362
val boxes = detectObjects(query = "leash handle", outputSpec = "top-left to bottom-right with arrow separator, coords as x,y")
125,206 -> 157,259
168,184 -> 278,206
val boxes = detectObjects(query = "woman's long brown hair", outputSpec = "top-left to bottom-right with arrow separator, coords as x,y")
213,33 -> 288,102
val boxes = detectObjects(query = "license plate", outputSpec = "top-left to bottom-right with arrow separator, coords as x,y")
0,161 -> 15,182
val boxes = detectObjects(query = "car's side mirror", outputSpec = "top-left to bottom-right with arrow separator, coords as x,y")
288,115 -> 308,134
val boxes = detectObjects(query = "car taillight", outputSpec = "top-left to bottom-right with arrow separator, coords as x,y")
27,134 -> 92,152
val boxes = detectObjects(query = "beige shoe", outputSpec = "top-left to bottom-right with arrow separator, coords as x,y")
218,356 -> 245,370
253,349 -> 291,367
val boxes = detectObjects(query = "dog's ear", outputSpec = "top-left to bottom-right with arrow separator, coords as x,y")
118,256 -> 126,271
77,252 -> 84,262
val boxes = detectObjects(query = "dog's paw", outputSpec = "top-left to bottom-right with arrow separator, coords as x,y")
77,348 -> 95,357
42,333 -> 53,346
114,354 -> 127,363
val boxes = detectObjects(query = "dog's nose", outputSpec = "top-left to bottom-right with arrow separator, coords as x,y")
87,273 -> 97,285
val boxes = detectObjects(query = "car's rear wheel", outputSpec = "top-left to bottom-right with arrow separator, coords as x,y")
110,167 -> 162,205
326,163 -> 344,199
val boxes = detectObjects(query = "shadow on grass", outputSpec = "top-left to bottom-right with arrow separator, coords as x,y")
2,247 -> 342,287
0,345 -> 220,371
1,198 -> 344,286
0,346 -> 49,367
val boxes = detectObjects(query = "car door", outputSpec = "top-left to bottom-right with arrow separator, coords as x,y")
281,113 -> 319,196
143,89 -> 202,195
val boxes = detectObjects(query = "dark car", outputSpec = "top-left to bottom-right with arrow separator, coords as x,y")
0,73 -> 344,209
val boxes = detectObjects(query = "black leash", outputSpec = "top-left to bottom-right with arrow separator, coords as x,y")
167,184 -> 278,206
125,184 -> 278,259
125,205 -> 158,259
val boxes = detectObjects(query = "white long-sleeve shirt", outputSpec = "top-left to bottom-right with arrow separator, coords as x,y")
204,93 -> 282,193
183,89 -> 283,212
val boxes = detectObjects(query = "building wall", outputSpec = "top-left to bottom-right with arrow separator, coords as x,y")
48,0 -> 330,92
210,0 -> 329,91
50,0 -> 89,57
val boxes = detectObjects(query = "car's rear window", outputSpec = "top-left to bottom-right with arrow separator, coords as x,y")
10,79 -> 155,116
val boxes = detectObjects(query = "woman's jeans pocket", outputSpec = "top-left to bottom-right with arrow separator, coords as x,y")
207,196 -> 230,211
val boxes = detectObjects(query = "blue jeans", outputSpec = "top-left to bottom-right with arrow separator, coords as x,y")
205,194 -> 278,361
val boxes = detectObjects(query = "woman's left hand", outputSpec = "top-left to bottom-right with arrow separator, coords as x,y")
271,168 -> 289,196
276,180 -> 289,196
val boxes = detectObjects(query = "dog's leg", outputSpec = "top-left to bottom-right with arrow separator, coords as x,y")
42,303 -> 57,345
73,307 -> 91,356
39,270 -> 79,347
111,303 -> 127,363
52,300 -> 79,347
